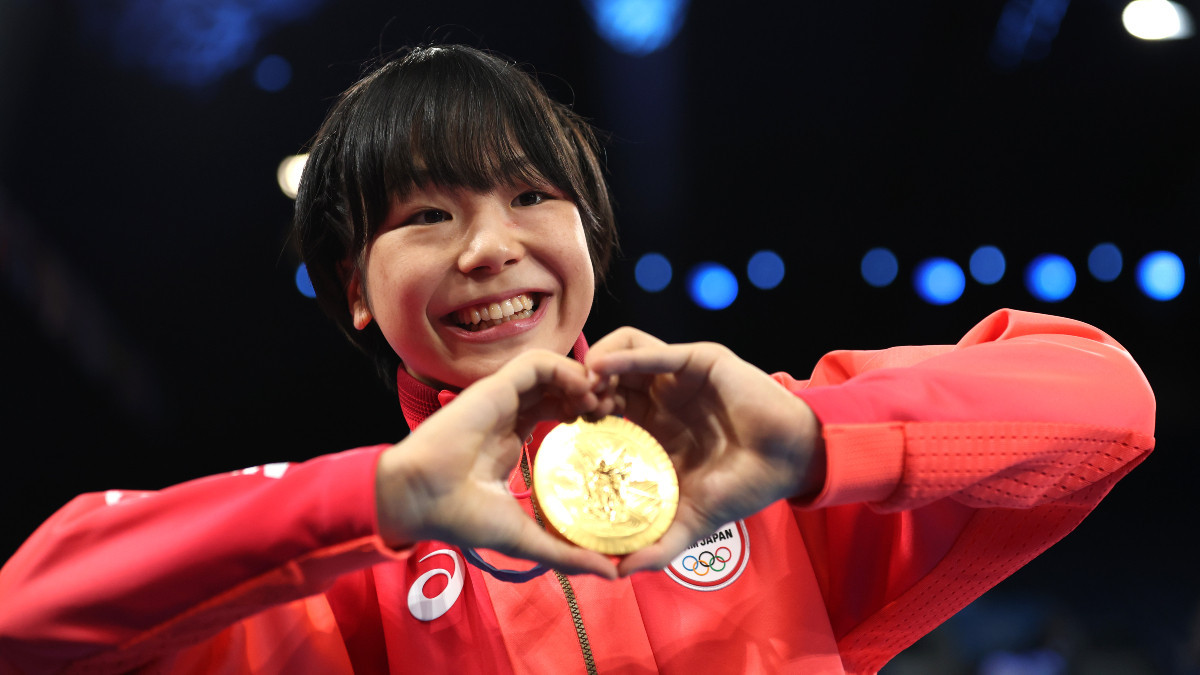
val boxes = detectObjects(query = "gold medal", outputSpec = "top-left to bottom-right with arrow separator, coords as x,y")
533,417 -> 679,555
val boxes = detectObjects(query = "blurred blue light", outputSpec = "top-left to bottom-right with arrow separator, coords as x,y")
747,250 -> 785,290
254,54 -> 292,92
78,0 -> 326,88
913,257 -> 966,305
635,253 -> 673,292
1025,254 -> 1076,302
979,648 -> 1067,675
1088,243 -> 1123,282
1137,251 -> 1184,300
583,0 -> 690,56
969,246 -> 1006,285
861,248 -> 899,287
687,262 -> 738,310
295,263 -> 316,298
988,0 -> 1072,70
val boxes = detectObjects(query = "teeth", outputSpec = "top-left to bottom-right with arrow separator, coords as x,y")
455,294 -> 537,330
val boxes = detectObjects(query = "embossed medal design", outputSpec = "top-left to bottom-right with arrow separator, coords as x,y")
533,417 -> 679,555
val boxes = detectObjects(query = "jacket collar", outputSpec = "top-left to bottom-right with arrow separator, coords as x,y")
396,333 -> 590,430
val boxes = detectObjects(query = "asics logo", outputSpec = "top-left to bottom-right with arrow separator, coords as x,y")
407,549 -> 464,621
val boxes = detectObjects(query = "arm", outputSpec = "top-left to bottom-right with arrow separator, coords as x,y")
781,309 -> 1154,671
587,309 -> 1153,670
0,447 -> 393,674
0,350 -> 617,673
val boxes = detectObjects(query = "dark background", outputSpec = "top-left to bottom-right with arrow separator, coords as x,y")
1,1 -> 1196,672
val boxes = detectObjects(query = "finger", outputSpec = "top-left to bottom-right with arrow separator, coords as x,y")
613,498 -> 731,577
516,389 -> 598,422
587,344 -> 701,378
585,327 -> 669,369
490,514 -> 619,579
582,391 -> 618,421
589,372 -> 616,396
615,521 -> 700,577
460,351 -> 595,429
504,350 -> 595,400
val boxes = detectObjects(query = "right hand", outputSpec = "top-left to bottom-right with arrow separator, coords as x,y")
374,349 -> 619,579
585,326 -> 824,576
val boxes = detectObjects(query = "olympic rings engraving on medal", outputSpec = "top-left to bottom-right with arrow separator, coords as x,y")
680,547 -> 732,576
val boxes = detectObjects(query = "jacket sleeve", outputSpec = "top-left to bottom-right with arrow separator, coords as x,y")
0,444 -> 400,674
776,309 -> 1155,674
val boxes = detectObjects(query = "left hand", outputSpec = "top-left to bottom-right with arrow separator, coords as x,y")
376,349 -> 619,579
586,327 -> 826,577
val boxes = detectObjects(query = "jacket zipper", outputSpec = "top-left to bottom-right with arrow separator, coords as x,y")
521,451 -> 598,675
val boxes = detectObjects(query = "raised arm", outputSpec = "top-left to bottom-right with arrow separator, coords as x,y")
587,309 -> 1153,672
0,349 -> 616,673
781,309 -> 1154,670
0,446 -> 391,673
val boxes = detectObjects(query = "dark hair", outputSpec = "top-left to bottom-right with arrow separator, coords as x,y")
293,45 -> 617,386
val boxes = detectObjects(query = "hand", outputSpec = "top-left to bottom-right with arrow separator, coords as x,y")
375,349 -> 618,579
586,327 -> 825,577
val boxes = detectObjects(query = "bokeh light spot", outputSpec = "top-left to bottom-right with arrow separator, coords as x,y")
687,262 -> 738,310
747,250 -> 785,290
584,0 -> 690,55
295,263 -> 316,298
277,154 -> 307,199
254,54 -> 292,91
1088,243 -> 1123,282
861,248 -> 899,288
635,253 -> 673,292
1137,251 -> 1184,300
969,246 -> 1006,285
1025,254 -> 1076,302
1123,0 -> 1194,40
913,257 -> 966,305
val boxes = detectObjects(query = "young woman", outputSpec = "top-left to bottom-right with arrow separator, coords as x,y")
0,45 -> 1154,674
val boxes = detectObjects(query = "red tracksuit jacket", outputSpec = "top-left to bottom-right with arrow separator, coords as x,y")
0,310 -> 1156,674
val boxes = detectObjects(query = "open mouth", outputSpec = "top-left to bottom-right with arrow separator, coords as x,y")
453,293 -> 539,332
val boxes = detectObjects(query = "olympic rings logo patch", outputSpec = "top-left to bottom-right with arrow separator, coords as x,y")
680,547 -> 732,576
665,521 -> 750,591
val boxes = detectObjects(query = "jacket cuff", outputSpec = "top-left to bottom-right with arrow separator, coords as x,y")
794,387 -> 906,508
808,423 -> 905,508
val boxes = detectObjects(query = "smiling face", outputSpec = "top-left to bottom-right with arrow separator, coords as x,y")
294,46 -> 616,389
348,182 -> 595,390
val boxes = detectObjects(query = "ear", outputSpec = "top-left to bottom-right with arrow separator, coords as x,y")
345,265 -> 373,331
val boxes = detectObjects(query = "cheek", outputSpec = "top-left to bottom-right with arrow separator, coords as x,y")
561,212 -> 595,282
574,229 -> 596,295
365,252 -> 432,337
564,228 -> 596,313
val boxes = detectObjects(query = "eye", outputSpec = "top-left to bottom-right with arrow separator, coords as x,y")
407,209 -> 452,225
513,191 -> 551,207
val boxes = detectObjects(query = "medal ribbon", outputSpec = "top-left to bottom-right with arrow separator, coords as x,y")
461,441 -> 548,583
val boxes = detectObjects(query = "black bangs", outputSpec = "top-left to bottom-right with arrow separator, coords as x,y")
348,46 -> 583,245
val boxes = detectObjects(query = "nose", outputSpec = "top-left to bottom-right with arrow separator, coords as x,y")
457,204 -> 524,274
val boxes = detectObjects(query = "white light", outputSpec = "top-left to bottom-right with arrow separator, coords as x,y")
1123,0 -> 1194,40
277,154 -> 308,199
